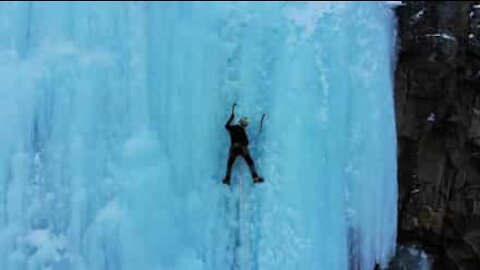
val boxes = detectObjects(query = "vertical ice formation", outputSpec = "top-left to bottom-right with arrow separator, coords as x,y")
0,2 -> 397,270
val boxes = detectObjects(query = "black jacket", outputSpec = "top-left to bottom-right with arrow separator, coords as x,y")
225,114 -> 249,146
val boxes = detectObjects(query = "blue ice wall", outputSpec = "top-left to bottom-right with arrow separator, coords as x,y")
0,2 -> 397,270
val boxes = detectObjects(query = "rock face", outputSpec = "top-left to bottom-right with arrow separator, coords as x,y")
395,2 -> 480,269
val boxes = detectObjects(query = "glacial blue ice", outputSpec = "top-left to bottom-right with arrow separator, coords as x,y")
0,2 -> 397,270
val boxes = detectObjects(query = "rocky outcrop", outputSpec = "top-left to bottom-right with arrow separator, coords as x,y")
394,1 -> 480,269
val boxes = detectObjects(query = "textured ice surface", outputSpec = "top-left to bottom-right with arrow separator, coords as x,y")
0,2 -> 397,270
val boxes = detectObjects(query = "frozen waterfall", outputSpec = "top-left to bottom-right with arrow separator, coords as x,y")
0,2 -> 397,270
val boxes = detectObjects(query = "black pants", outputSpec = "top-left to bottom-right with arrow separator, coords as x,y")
224,143 -> 259,181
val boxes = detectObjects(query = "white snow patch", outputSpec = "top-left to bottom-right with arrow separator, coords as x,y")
427,112 -> 435,122
411,9 -> 424,21
425,33 -> 457,41
420,251 -> 428,259
408,247 -> 420,256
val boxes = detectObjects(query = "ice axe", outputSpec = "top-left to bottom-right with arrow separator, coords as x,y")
258,113 -> 266,134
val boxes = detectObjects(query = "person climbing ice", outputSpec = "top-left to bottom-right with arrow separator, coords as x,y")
222,103 -> 264,185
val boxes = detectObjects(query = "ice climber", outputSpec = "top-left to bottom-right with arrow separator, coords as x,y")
222,103 -> 264,185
